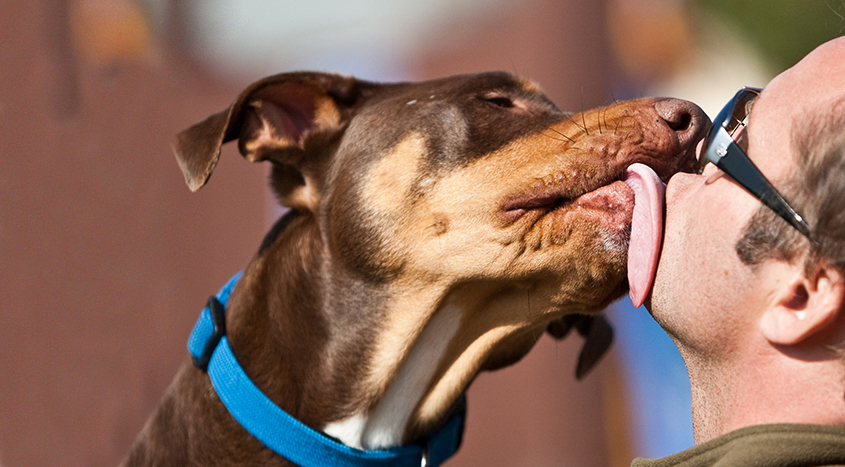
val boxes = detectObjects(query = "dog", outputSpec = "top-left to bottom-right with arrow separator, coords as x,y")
122,71 -> 706,466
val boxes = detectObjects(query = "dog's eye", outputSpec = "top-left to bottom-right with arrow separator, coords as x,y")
481,95 -> 515,109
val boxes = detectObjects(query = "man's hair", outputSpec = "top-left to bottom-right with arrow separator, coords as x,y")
736,97 -> 845,274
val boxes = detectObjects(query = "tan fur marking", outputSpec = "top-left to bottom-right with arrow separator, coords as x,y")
518,78 -> 543,94
415,285 -> 556,425
387,132 -> 581,279
364,133 -> 427,213
287,182 -> 320,213
314,95 -> 342,130
364,280 -> 451,396
416,325 -> 517,422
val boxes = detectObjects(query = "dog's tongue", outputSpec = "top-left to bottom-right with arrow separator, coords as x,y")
623,163 -> 666,308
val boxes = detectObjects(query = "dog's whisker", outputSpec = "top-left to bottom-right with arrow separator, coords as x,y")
540,132 -> 568,144
546,128 -> 576,144
597,108 -> 603,134
608,89 -> 620,106
533,322 -> 545,341
602,107 -> 610,134
579,92 -> 590,136
565,114 -> 587,134
526,289 -> 532,315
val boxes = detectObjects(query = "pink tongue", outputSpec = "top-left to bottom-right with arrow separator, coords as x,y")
623,163 -> 666,308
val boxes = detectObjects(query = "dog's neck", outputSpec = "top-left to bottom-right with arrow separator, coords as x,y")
224,211 -> 542,451
321,287 -> 464,449
223,211 -> 486,450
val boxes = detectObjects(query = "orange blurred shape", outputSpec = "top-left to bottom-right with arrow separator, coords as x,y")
69,0 -> 157,67
607,0 -> 691,84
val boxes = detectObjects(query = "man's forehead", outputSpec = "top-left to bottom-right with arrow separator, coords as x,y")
766,37 -> 845,112
748,38 -> 845,171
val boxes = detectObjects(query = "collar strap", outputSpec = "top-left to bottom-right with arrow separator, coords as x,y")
187,273 -> 466,467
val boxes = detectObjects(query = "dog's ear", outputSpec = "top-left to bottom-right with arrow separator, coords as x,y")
546,314 -> 614,380
173,72 -> 370,194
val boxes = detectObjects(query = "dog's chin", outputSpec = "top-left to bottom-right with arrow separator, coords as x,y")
546,182 -> 635,307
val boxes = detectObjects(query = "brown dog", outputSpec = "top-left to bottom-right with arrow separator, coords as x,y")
122,71 -> 706,466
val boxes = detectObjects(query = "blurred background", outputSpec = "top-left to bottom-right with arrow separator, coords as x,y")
1,1 -> 842,466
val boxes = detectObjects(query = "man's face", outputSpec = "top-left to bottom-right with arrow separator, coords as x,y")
647,145 -> 769,357
647,56 -> 814,358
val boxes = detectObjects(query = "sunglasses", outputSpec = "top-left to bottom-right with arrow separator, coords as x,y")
701,86 -> 813,239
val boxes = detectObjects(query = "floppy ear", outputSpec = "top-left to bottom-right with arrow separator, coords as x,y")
758,260 -> 845,345
172,72 -> 372,207
547,313 -> 614,379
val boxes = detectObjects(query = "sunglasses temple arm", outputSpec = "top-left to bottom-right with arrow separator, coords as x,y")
717,146 -> 812,238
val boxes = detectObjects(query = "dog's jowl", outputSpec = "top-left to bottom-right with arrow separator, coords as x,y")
122,72 -> 708,466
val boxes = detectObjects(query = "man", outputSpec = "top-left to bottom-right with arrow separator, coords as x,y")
635,36 -> 845,465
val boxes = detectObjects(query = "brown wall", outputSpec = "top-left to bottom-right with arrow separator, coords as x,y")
1,2 -> 268,465
0,1 -> 627,466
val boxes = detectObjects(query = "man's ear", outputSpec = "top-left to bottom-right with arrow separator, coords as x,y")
758,260 -> 845,345
172,72 -> 374,210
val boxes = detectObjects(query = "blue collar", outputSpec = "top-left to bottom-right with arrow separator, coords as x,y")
187,272 -> 466,467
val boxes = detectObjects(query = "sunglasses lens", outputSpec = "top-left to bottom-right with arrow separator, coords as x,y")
699,88 -> 761,173
726,94 -> 756,138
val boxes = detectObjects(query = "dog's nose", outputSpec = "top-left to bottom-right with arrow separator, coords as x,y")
654,98 -> 711,150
